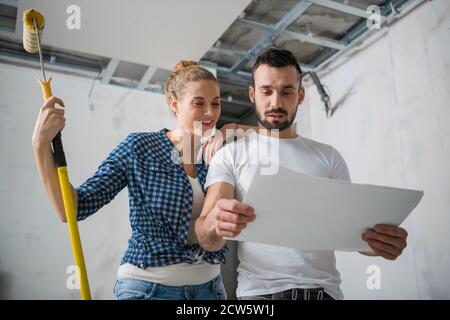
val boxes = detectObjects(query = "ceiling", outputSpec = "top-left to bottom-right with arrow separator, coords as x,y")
0,0 -> 425,126
16,0 -> 252,69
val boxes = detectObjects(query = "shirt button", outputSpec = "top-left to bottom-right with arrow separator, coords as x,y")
139,263 -> 144,268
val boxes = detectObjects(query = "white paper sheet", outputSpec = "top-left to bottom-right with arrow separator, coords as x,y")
229,165 -> 423,251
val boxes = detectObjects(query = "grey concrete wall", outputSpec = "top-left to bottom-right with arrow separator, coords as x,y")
301,0 -> 450,299
0,62 -> 176,299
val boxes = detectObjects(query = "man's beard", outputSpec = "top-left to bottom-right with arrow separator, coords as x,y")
256,107 -> 298,131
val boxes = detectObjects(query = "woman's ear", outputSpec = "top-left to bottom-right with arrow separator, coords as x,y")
170,97 -> 178,115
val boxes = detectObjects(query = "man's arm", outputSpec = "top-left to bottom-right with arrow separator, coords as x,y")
195,182 -> 255,252
360,224 -> 408,260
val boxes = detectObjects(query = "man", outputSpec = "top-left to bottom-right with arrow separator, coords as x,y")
195,48 -> 408,300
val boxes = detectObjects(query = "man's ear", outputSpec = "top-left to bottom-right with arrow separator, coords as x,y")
298,86 -> 305,105
249,85 -> 255,103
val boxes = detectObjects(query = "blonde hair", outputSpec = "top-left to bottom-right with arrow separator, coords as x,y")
164,60 -> 217,110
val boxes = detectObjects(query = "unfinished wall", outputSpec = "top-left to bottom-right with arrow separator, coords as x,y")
301,0 -> 450,299
0,61 -> 241,299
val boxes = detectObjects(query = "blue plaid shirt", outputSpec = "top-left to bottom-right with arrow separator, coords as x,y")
75,128 -> 227,269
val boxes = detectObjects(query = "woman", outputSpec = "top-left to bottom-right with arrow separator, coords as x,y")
31,60 -> 247,300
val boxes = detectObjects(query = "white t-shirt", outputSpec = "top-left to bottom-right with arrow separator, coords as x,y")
204,132 -> 351,299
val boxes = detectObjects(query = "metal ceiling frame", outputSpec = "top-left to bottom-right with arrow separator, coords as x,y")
229,0 -> 314,73
204,0 -> 424,86
237,18 -> 346,50
206,0 -> 384,79
0,0 -> 426,119
137,66 -> 157,90
308,0 -> 377,18
314,0 -> 424,72
100,58 -> 119,84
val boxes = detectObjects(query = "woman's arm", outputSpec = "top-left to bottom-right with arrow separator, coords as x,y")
32,96 -> 131,223
32,96 -> 77,222
32,143 -> 78,223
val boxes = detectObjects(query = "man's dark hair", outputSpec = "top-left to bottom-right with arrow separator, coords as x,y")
251,47 -> 302,86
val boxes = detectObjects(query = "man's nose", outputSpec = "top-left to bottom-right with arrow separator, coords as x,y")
270,92 -> 282,108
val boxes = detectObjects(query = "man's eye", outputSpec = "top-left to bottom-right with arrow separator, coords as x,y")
283,91 -> 293,95
212,103 -> 220,107
194,102 -> 203,106
262,90 -> 271,95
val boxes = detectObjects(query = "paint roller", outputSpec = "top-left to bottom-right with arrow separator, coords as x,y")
23,8 -> 92,300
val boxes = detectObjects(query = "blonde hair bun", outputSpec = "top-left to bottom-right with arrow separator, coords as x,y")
173,60 -> 199,73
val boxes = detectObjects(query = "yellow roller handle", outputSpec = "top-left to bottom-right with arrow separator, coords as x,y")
39,78 -> 92,300
39,78 -> 53,100
57,167 -> 91,300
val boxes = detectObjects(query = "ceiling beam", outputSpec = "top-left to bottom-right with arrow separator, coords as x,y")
208,45 -> 316,72
208,46 -> 247,56
137,66 -> 157,90
0,0 -> 18,7
307,0 -> 373,18
0,53 -> 100,79
222,97 -> 253,108
283,29 -> 345,50
237,18 -> 346,50
101,58 -> 119,84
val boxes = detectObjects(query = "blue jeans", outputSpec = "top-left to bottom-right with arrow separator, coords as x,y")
114,275 -> 227,300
